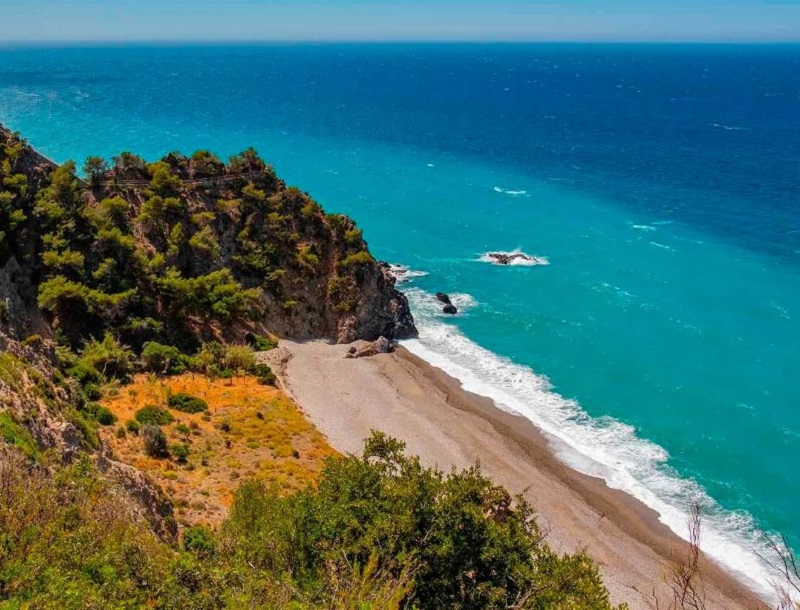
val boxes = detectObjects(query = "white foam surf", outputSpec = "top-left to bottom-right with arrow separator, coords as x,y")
630,223 -> 656,232
649,241 -> 676,252
711,122 -> 748,132
400,288 -> 781,603
493,186 -> 528,196
479,249 -> 550,266
387,263 -> 429,284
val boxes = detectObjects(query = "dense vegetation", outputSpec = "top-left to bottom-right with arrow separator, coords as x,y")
0,126 -> 414,351
0,434 -> 625,609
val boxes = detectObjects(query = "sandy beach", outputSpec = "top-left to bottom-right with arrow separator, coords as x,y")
275,339 -> 768,610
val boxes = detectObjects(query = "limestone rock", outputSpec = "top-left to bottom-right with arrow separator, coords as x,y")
345,336 -> 392,358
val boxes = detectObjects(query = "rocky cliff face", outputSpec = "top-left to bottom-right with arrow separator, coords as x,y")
0,124 -> 416,347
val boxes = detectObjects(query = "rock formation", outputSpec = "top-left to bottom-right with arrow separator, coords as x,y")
344,336 -> 392,358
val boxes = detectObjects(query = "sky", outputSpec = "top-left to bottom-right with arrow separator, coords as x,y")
0,0 -> 799,43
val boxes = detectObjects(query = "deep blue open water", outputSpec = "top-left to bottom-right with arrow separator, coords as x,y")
1,43 -> 798,597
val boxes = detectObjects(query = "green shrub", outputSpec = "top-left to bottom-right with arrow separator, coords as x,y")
135,405 -> 174,426
0,412 -> 40,460
83,383 -> 102,401
68,362 -> 102,385
141,341 -> 183,375
221,431 -> 623,610
182,525 -> 216,558
253,363 -> 276,386
224,344 -> 255,374
168,392 -> 208,414
78,334 -> 135,381
170,443 -> 190,463
125,419 -> 141,435
244,332 -> 277,352
85,403 -> 116,426
66,409 -> 100,449
141,425 -> 168,458
339,251 -> 375,268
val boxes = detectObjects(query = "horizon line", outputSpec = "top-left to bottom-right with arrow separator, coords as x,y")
2,39 -> 800,46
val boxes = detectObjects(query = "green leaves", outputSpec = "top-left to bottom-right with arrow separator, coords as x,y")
218,432 -> 624,610
158,268 -> 262,322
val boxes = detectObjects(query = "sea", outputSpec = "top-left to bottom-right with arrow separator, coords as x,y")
1,43 -> 798,600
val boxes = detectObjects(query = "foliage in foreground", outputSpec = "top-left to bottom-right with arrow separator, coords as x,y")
0,433 -> 625,610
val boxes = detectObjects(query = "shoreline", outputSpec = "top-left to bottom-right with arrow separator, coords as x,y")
277,339 -> 768,610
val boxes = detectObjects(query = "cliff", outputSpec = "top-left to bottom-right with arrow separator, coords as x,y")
0,125 -> 416,349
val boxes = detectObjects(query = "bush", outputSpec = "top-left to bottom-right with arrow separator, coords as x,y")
141,341 -> 183,375
244,332 -> 277,352
83,383 -> 102,401
125,419 -> 141,435
170,443 -> 190,463
168,392 -> 208,414
0,412 -> 40,461
141,425 -> 168,458
254,363 -> 276,386
224,344 -> 255,374
135,405 -> 174,426
85,403 -> 116,426
339,251 -> 374,268
221,431 -> 623,610
68,362 -> 102,385
183,525 -> 216,558
78,333 -> 135,381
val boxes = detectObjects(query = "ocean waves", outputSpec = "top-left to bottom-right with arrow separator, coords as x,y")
493,186 -> 528,196
399,283 -> 781,602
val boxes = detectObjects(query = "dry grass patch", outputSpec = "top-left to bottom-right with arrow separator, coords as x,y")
99,373 -> 337,528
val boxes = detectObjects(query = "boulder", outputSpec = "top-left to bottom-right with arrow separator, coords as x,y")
436,292 -> 452,305
345,336 -> 392,358
443,304 -> 458,315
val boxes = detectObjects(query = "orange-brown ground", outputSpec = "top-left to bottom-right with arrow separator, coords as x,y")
99,373 -> 337,528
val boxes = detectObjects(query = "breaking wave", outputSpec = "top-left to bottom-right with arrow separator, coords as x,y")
493,186 -> 528,196
401,288 -> 781,603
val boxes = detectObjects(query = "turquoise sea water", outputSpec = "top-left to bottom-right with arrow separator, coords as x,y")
1,44 -> 798,598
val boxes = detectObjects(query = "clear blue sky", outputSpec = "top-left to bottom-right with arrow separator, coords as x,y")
1,0 -> 798,43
